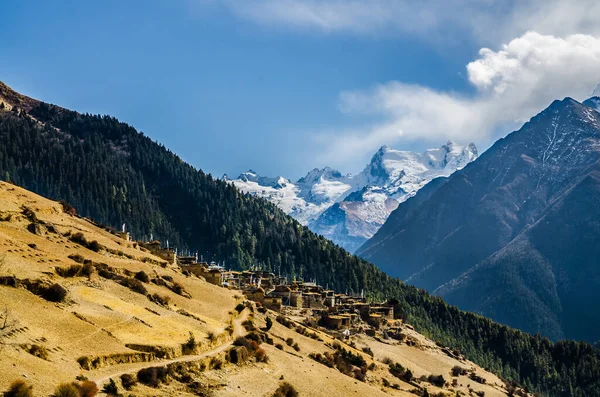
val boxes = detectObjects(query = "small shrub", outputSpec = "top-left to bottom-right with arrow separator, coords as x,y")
56,264 -> 83,278
206,331 -> 216,342
171,282 -> 186,296
381,357 -> 393,365
210,357 -> 223,369
292,342 -> 300,352
242,319 -> 255,331
96,266 -> 117,280
21,207 -> 38,223
451,365 -> 468,377
60,200 -> 76,216
28,344 -> 49,360
353,367 -> 366,382
362,346 -> 374,357
87,240 -> 102,252
44,283 -> 68,302
68,254 -> 85,263
389,362 -> 413,382
229,346 -> 249,364
120,277 -> 148,294
276,315 -> 294,328
272,382 -> 298,397
137,367 -> 169,387
234,336 -> 252,349
246,332 -> 262,343
120,374 -> 137,390
182,332 -> 197,355
469,373 -> 486,384
148,293 -> 170,307
76,381 -> 99,397
254,347 -> 268,363
235,303 -> 245,313
69,232 -> 88,246
101,378 -> 119,395
286,338 -> 294,346
134,271 -> 150,283
4,380 -> 33,397
265,317 -> 273,331
427,374 -> 445,387
77,356 -> 90,369
81,263 -> 95,277
53,383 -> 79,397
275,343 -> 284,350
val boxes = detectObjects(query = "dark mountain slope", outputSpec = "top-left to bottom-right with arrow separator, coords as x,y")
0,80 -> 395,297
2,81 -> 600,396
357,97 -> 600,341
439,165 -> 600,341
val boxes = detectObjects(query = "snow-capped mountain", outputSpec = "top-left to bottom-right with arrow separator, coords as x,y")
226,141 -> 478,252
583,96 -> 600,113
225,168 -> 353,225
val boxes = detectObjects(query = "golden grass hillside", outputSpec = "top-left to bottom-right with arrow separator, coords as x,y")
0,181 -> 240,395
0,181 -> 519,397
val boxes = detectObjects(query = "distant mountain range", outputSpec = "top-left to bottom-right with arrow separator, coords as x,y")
226,142 -> 478,252
358,95 -> 600,342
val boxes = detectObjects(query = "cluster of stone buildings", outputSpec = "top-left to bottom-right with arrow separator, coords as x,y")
136,240 -> 394,331
182,259 -> 394,331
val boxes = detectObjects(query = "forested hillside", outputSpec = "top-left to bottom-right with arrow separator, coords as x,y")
1,82 -> 599,396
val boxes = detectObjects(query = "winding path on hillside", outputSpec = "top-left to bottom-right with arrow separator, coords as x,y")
90,309 -> 249,388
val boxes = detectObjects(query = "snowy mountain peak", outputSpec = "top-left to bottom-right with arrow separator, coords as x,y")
227,141 -> 478,252
297,166 -> 345,184
583,96 -> 600,113
236,170 -> 290,188
360,142 -> 478,189
237,169 -> 259,181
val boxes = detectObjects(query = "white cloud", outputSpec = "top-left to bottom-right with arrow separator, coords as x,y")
315,32 -> 600,163
209,0 -> 600,44
192,1 -> 600,170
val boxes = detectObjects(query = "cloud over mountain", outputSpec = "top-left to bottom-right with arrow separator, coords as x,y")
316,32 -> 600,165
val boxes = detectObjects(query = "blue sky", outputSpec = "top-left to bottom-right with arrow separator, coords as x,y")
2,1 -> 600,179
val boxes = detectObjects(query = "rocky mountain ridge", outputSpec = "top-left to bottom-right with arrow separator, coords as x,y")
228,142 -> 478,252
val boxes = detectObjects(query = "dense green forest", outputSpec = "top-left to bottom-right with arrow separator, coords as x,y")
0,94 -> 599,396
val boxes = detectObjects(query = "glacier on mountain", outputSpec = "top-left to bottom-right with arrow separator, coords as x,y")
226,141 -> 478,252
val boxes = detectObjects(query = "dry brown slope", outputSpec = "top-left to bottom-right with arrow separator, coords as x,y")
0,181 -> 513,397
0,181 -> 239,395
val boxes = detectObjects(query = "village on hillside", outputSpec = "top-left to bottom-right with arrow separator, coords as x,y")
136,238 -> 401,339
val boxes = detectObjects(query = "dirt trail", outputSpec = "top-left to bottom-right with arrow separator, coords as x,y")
90,309 -> 249,387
